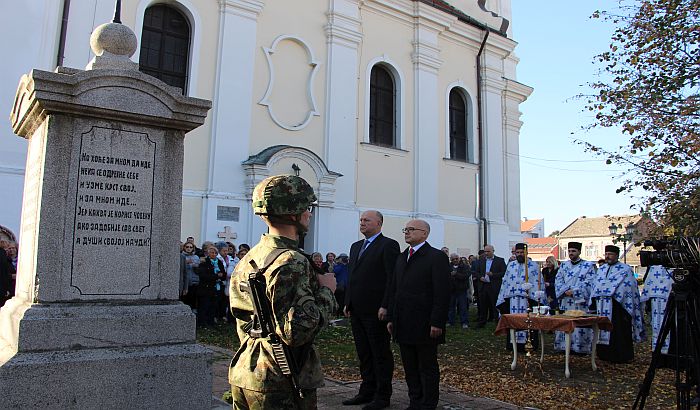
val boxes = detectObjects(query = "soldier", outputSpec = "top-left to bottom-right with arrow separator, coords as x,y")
229,175 -> 338,409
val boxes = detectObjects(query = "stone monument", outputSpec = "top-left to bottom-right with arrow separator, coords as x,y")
0,10 -> 213,409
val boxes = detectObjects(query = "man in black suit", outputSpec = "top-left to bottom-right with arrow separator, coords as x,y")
474,244 -> 507,328
385,219 -> 450,410
343,210 -> 400,410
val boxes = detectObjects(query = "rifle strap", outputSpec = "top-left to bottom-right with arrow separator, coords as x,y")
259,248 -> 291,275
244,248 -> 291,338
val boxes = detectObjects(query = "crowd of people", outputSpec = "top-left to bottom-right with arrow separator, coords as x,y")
178,236 -> 350,328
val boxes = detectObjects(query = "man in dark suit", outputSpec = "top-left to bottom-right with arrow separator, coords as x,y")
474,244 -> 507,328
343,210 -> 400,410
385,219 -> 450,410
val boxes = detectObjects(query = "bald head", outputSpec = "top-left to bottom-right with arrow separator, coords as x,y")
360,210 -> 383,238
403,219 -> 430,246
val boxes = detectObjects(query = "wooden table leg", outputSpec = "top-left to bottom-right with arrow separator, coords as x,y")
539,330 -> 544,363
510,329 -> 518,370
591,324 -> 599,371
565,333 -> 571,378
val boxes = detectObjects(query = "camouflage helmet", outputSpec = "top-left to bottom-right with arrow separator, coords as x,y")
252,175 -> 317,216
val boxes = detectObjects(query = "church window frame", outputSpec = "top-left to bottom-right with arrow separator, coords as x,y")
364,57 -> 404,150
135,1 -> 200,95
444,84 -> 475,163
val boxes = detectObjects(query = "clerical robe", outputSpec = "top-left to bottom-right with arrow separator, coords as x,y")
554,259 -> 596,353
589,262 -> 645,362
497,260 -> 547,343
640,265 -> 672,353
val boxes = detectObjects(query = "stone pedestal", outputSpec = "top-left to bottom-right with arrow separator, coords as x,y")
0,21 -> 213,408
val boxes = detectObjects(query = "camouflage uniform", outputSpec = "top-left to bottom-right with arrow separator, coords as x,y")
229,175 -> 338,409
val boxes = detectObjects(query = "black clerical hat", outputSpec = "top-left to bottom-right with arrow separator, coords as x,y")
568,242 -> 582,251
605,245 -> 620,254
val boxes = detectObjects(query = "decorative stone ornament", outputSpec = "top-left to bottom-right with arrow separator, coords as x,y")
86,21 -> 139,70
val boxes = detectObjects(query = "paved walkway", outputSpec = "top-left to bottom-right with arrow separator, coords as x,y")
207,345 -> 526,410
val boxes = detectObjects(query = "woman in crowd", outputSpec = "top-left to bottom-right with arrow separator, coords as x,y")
322,252 -> 336,274
6,242 -> 17,298
237,244 -> 250,260
311,252 -> 325,272
542,255 -> 559,312
196,246 -> 225,327
216,241 -> 236,323
332,253 -> 349,316
181,242 -> 200,310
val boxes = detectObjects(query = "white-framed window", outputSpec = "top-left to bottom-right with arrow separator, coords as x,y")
364,57 -> 404,150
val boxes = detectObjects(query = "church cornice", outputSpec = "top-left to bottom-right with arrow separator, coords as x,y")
220,0 -> 264,20
325,12 -> 363,47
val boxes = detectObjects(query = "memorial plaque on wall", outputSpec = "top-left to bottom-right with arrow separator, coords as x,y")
217,206 -> 239,222
71,127 -> 156,295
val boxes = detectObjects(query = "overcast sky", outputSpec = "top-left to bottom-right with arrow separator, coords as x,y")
511,1 -> 640,235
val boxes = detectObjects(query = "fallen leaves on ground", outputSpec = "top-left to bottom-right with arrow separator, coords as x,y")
197,314 -> 677,409
314,317 -> 677,409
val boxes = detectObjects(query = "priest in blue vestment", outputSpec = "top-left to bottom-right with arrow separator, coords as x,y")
497,243 -> 547,348
640,265 -> 672,353
554,241 -> 596,353
589,245 -> 645,363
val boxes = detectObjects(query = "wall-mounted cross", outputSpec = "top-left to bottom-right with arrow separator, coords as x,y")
217,226 -> 237,243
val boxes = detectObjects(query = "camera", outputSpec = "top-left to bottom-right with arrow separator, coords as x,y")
639,238 -> 699,271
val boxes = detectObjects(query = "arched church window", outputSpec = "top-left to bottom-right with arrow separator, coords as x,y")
449,88 -> 468,161
369,65 -> 396,148
139,4 -> 191,93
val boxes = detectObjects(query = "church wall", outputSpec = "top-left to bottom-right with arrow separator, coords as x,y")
444,221 -> 479,257
0,0 -> 63,239
435,33 -> 480,223
355,7 -> 415,211
249,1 -> 328,158
0,0 -> 529,256
180,196 -> 203,241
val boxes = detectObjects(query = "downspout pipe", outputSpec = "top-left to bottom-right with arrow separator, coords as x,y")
476,30 -> 489,249
56,0 -> 70,67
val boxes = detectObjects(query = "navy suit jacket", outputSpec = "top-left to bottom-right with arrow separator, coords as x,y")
345,233 -> 400,317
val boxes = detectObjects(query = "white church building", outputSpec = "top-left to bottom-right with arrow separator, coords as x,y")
0,0 -> 531,257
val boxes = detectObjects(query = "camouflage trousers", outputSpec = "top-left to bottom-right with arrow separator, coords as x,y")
231,386 -> 317,410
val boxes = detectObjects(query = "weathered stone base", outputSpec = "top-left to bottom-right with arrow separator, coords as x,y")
0,299 -> 213,409
0,343 -> 212,409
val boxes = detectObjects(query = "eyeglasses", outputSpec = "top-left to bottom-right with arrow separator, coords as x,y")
402,227 -> 426,234
306,205 -> 316,213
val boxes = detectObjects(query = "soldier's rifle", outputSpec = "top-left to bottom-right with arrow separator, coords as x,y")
239,258 -> 304,402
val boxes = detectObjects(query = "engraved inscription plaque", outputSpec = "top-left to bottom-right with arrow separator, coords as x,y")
71,127 -> 156,295
216,206 -> 239,222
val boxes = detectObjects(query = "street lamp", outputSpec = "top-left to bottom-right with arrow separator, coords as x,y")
608,222 -> 636,263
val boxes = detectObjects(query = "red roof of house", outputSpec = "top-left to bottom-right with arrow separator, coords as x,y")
520,219 -> 543,233
524,237 -> 559,261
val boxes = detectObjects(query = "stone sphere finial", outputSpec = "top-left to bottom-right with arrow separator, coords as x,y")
90,22 -> 137,57
86,22 -> 138,70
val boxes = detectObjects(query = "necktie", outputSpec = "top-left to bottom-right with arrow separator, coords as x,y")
408,247 -> 414,259
359,240 -> 370,258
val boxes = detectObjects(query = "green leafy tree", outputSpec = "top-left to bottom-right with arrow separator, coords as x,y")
580,0 -> 700,235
